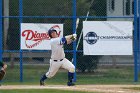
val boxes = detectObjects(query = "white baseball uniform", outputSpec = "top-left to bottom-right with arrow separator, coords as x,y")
45,37 -> 75,78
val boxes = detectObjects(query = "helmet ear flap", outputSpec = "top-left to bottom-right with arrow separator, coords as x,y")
48,32 -> 52,38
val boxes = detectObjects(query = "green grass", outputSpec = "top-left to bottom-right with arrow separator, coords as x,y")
0,89 -> 99,93
76,67 -> 138,85
2,65 -> 140,85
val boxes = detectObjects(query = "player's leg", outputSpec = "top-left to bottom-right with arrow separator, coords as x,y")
40,60 -> 62,86
61,58 -> 75,86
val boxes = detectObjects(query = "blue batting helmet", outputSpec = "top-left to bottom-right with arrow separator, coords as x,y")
48,28 -> 57,38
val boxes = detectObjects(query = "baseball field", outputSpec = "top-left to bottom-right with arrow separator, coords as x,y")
0,65 -> 140,93
0,85 -> 140,93
1,0 -> 140,93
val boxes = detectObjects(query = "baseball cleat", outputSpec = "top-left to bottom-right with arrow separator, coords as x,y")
67,82 -> 75,86
40,80 -> 45,86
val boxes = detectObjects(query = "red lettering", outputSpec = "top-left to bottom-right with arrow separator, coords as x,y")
22,28 -> 61,48
22,30 -> 50,41
22,30 -> 34,40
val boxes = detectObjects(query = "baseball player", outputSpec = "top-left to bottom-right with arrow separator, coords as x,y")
40,28 -> 76,86
0,61 -> 7,85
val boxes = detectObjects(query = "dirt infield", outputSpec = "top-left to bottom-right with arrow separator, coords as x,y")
0,85 -> 140,93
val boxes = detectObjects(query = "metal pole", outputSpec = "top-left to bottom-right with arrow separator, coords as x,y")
0,0 -> 2,61
134,0 -> 138,82
137,0 -> 140,73
73,0 -> 77,82
3,0 -> 9,50
138,0 -> 140,72
19,0 -> 23,82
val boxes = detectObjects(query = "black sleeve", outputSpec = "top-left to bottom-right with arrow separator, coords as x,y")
0,61 -> 4,67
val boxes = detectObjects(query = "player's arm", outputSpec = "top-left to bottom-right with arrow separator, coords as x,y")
0,61 -> 7,81
60,34 -> 77,45
0,61 -> 7,70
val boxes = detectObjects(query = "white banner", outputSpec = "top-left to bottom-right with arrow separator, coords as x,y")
83,21 -> 133,55
21,23 -> 63,50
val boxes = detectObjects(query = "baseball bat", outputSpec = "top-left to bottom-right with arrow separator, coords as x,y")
71,18 -> 80,62
72,0 -> 95,82
76,0 -> 95,50
72,0 -> 94,60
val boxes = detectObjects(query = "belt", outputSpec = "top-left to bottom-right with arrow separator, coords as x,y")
53,59 -> 63,62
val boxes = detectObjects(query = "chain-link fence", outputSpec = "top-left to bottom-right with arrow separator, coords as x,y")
1,0 -> 140,85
